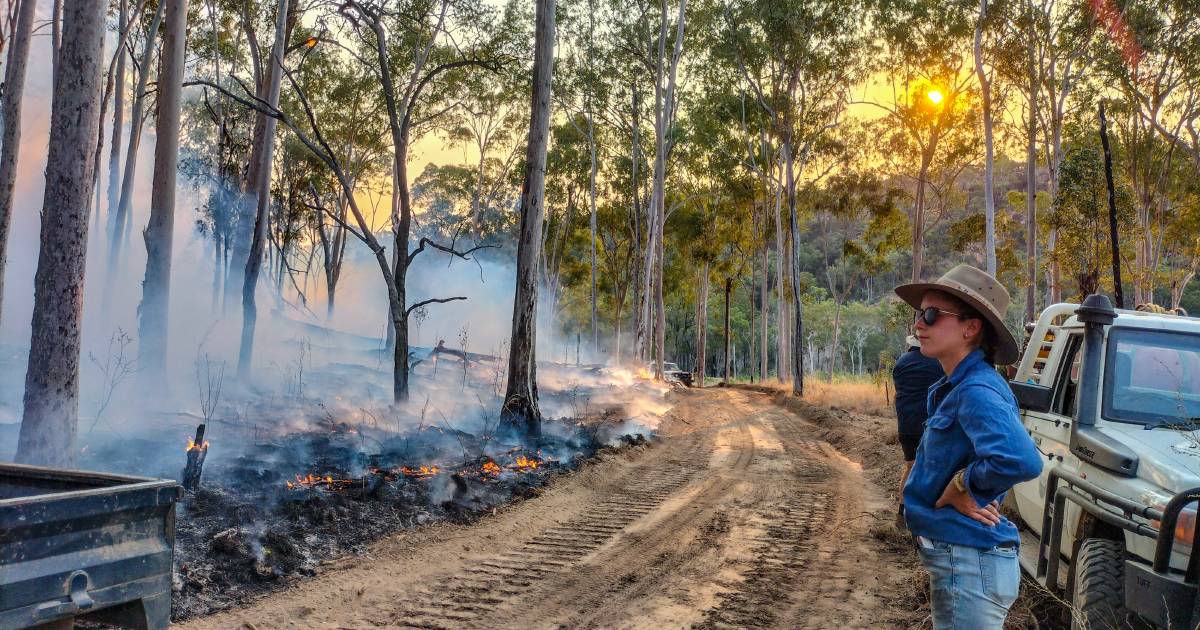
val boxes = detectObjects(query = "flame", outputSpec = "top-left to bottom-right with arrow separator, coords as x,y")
481,461 -> 502,476
511,455 -> 540,471
399,465 -> 440,477
186,437 -> 210,452
285,473 -> 355,490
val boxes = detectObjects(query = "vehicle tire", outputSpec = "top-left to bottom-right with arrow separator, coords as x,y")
1070,538 -> 1132,630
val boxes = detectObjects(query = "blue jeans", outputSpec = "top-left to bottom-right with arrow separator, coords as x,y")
916,538 -> 1020,629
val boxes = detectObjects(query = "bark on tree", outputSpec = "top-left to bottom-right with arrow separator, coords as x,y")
695,263 -> 708,385
1099,101 -> 1124,308
0,0 -> 37,327
17,0 -> 106,467
649,0 -> 687,379
238,0 -> 289,379
722,277 -> 732,383
49,0 -> 62,78
760,237 -> 768,380
138,0 -> 188,395
104,0 -> 165,312
785,143 -> 804,397
773,162 -> 786,382
974,0 -> 997,275
1025,0 -> 1038,324
501,0 -> 556,439
588,114 -> 598,358
107,0 -> 130,230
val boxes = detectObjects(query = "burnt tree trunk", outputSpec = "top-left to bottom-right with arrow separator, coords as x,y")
501,0 -> 555,439
138,0 -> 188,395
0,0 -> 37,326
238,0 -> 289,379
1099,102 -> 1124,308
17,0 -> 106,467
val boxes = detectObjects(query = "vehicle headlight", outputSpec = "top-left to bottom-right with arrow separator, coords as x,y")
1151,503 -> 1198,548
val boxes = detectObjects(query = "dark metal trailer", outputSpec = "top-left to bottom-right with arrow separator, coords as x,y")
0,463 -> 181,630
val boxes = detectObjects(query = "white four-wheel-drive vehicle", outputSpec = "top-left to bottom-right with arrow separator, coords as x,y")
1008,295 -> 1200,629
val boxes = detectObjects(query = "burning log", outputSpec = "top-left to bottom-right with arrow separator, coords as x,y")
182,424 -> 209,491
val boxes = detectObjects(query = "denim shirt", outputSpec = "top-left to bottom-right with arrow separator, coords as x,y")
903,349 -> 1044,549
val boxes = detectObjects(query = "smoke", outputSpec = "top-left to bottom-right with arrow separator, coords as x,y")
0,24 -> 665,473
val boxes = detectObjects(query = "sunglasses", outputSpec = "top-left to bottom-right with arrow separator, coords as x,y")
914,307 -> 966,326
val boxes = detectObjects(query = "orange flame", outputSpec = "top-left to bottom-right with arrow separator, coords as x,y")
186,437 -> 210,452
285,473 -> 355,490
399,465 -> 440,477
481,461 -> 502,476
512,455 -> 540,471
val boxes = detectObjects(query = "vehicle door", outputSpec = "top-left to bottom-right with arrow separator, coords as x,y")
1013,331 -> 1083,541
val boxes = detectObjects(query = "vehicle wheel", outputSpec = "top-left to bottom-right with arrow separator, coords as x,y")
1070,538 -> 1134,630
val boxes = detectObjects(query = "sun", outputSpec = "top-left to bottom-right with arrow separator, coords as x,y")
927,90 -> 944,105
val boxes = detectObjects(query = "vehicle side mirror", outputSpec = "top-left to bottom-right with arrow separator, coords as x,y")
1010,381 -> 1053,413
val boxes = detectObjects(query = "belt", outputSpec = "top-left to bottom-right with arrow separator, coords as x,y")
994,541 -> 1017,550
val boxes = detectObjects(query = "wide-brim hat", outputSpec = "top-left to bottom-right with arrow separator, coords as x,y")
894,264 -> 1019,365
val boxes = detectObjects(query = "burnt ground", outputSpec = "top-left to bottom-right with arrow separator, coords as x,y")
168,417 -> 647,620
175,387 -> 943,629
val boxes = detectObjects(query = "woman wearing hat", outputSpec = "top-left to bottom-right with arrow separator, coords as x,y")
895,264 -> 1044,629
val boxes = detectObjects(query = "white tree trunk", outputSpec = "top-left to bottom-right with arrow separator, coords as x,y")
0,0 -> 38,326
974,0 -> 997,275
137,0 -> 188,396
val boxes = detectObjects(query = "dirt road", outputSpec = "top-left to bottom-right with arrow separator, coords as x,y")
177,387 -> 918,629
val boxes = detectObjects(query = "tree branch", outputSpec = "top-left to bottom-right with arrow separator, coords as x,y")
406,296 -> 467,316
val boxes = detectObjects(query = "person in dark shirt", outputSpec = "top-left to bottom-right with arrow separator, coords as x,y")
892,332 -> 944,519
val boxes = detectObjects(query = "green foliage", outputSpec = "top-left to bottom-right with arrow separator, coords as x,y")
1048,125 -> 1137,300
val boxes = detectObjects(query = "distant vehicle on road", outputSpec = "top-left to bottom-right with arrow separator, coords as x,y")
646,361 -> 693,387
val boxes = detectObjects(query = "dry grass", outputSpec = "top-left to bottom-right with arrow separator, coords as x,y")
749,376 -> 895,418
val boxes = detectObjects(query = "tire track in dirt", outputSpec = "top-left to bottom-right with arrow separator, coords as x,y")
389,431 -> 726,629
176,388 -> 911,630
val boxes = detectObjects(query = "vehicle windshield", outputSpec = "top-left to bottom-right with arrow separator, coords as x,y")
1103,328 -> 1200,427
663,363 -> 680,372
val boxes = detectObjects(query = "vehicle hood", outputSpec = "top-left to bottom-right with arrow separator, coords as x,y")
1102,422 -> 1200,494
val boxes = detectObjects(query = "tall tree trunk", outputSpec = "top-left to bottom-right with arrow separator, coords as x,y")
501,0 -> 555,439
137,0 -> 188,396
760,238 -> 768,379
629,84 -> 642,361
107,0 -> 129,231
104,0 -> 165,313
1025,0 -> 1038,323
974,0 -> 997,275
911,146 -> 934,283
784,140 -> 804,397
773,165 -> 786,382
828,298 -> 843,382
588,116 -> 598,358
17,0 -> 106,467
0,0 -> 37,327
49,0 -> 63,78
237,0 -> 289,379
695,263 -> 708,385
722,277 -> 731,383
1099,102 -> 1124,308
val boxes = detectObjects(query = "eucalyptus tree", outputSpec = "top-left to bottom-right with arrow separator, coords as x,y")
810,171 -> 906,380
138,0 -> 190,396
17,0 -> 107,467
718,0 -> 871,395
501,0 -> 557,438
868,0 -> 977,284
0,0 -> 37,328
